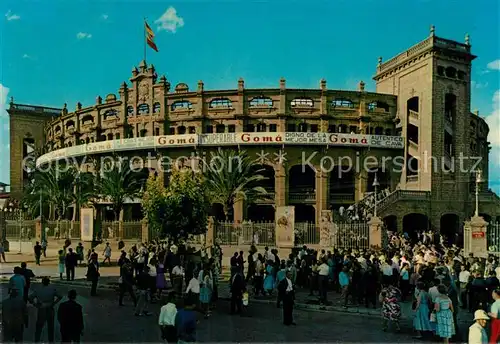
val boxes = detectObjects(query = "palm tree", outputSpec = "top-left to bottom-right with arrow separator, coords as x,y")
24,165 -> 80,235
72,172 -> 96,221
203,148 -> 268,220
97,159 -> 147,222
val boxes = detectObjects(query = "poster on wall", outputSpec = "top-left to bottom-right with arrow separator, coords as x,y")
275,206 -> 295,248
80,208 -> 94,242
319,210 -> 334,247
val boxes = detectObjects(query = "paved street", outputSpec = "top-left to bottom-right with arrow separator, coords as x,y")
0,282 -> 424,343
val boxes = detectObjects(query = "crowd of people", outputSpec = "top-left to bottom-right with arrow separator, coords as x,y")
5,230 -> 500,343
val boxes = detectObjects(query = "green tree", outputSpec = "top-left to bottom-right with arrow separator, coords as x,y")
98,159 -> 147,221
142,173 -> 167,238
203,148 -> 268,220
159,167 -> 209,240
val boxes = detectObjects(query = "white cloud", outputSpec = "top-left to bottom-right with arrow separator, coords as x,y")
5,10 -> 20,21
0,84 -> 10,116
22,54 -> 31,59
472,81 -> 489,89
76,32 -> 92,40
486,90 -> 500,168
101,14 -> 108,20
154,7 -> 184,33
487,59 -> 500,71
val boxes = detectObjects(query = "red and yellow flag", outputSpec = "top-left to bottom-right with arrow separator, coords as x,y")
145,21 -> 158,52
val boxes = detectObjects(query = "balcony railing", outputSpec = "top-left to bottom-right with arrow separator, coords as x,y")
329,192 -> 355,202
289,192 -> 316,202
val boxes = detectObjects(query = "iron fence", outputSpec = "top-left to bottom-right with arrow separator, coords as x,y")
331,221 -> 370,250
487,222 -> 500,254
5,219 -> 36,240
45,220 -> 80,239
294,222 -> 318,245
214,221 -> 275,246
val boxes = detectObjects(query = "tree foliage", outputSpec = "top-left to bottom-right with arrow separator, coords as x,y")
97,159 -> 147,220
142,174 -> 167,237
203,148 -> 268,219
143,167 -> 210,240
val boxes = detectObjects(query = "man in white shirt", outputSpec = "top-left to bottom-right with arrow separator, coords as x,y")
459,265 -> 471,308
171,264 -> 184,296
159,292 -> 178,342
469,309 -> 489,344
318,259 -> 330,304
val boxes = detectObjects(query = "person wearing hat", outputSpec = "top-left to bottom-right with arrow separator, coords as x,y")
469,309 -> 489,344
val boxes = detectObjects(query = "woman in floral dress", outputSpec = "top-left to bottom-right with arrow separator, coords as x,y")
379,283 -> 402,332
434,284 -> 455,344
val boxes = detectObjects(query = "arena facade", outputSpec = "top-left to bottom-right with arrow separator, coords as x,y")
7,27 -> 500,240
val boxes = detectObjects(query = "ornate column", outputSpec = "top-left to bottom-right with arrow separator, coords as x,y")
315,169 -> 328,227
274,164 -> 286,207
356,169 -> 368,202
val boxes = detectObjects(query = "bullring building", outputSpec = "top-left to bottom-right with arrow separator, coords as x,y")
7,27 -> 500,240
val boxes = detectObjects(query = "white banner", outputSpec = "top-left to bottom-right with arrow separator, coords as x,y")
36,132 -> 404,166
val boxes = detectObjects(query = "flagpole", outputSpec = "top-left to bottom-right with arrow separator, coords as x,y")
143,17 -> 147,62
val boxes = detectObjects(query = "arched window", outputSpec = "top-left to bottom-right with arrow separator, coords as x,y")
68,142 -> 73,147
65,120 -> 75,129
81,115 -> 94,124
338,124 -> 348,133
291,98 -> 313,107
177,126 -> 186,135
153,102 -> 161,113
445,67 -> 457,78
331,99 -> 354,108
104,109 -> 118,120
138,104 -> 149,115
171,101 -> 193,111
127,106 -> 134,116
328,124 -> 336,133
250,97 -> 273,107
107,133 -> 114,140
209,98 -> 232,108
368,101 -> 389,112
445,94 -> 456,122
256,123 -> 267,132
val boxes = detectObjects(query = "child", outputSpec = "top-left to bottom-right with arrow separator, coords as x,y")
58,249 -> 65,280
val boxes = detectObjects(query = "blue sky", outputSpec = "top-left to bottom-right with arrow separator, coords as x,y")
0,0 -> 499,193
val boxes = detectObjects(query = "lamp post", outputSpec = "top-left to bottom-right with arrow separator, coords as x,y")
373,173 -> 380,218
474,169 -> 482,218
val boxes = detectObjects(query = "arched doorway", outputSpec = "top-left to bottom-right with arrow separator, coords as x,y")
211,203 -> 226,221
384,215 -> 398,232
440,213 -> 460,245
329,166 -> 355,206
251,164 -> 275,194
247,204 -> 275,222
402,213 -> 429,241
294,204 -> 315,223
289,165 -> 315,203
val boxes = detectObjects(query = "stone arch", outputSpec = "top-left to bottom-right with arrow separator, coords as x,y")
247,204 -> 275,222
288,165 -> 315,192
402,213 -> 429,240
383,215 -> 398,232
440,213 -> 460,245
251,164 -> 275,193
295,204 -> 315,223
